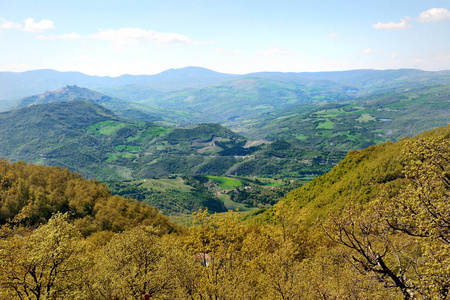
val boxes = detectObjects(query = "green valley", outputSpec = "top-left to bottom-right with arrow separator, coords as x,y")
2,123 -> 450,299
1,67 -> 450,218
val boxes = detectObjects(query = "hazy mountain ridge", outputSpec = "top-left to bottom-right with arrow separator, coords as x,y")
2,67 -> 450,102
0,67 -> 237,101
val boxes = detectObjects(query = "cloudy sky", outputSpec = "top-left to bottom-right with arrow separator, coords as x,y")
1,0 -> 450,76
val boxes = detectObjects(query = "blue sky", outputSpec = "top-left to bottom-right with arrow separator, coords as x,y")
1,0 -> 449,76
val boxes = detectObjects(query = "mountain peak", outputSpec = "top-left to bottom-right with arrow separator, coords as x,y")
154,66 -> 231,81
15,85 -> 110,109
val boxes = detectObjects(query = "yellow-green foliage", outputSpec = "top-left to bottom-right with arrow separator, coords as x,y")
259,138 -> 405,229
2,125 -> 450,299
0,213 -> 89,300
0,159 -> 178,235
323,133 -> 450,299
0,209 -> 410,299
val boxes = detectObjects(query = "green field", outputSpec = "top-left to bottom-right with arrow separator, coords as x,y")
143,126 -> 169,136
295,134 -> 308,141
205,175 -> 243,189
87,121 -> 127,135
356,114 -> 376,122
218,194 -> 258,212
316,119 -> 334,129
115,145 -> 141,152
106,153 -> 119,162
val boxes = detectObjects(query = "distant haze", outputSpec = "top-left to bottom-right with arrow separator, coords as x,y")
1,1 -> 450,76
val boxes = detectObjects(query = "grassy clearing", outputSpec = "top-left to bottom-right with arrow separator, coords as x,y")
87,121 -> 127,136
106,153 -> 119,162
314,108 -> 343,118
115,145 -> 126,151
228,176 -> 284,187
205,175 -> 243,189
316,119 -> 334,129
295,134 -> 308,141
125,146 -> 141,152
356,114 -> 376,122
126,136 -> 143,142
143,127 -> 169,136
217,194 -> 257,212
86,120 -> 115,131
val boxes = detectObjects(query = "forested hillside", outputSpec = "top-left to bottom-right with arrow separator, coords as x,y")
1,124 -> 450,299
0,100 -> 338,181
235,84 -> 450,151
0,159 -> 178,234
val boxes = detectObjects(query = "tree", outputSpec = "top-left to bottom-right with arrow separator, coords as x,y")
324,136 -> 450,299
90,225 -> 195,299
0,213 -> 88,300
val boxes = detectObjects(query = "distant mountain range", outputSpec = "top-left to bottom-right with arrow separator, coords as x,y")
0,67 -> 235,101
5,67 -> 450,155
2,67 -> 450,102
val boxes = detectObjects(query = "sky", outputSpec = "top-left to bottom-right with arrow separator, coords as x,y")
1,0 -> 450,76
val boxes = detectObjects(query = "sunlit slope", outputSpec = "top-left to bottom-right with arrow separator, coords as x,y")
257,124 -> 450,227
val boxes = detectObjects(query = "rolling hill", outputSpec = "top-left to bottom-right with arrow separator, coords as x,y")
0,100 -> 338,182
139,76 -> 357,123
10,85 -> 216,125
233,84 -> 450,152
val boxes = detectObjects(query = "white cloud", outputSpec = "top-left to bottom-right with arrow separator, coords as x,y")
362,48 -> 374,54
0,18 -> 21,29
391,52 -> 400,59
326,33 -> 338,38
37,33 -> 82,40
417,8 -> 450,23
22,18 -> 54,33
0,17 -> 54,33
373,19 -> 411,30
259,46 -> 289,56
88,28 -> 191,47
373,8 -> 450,31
